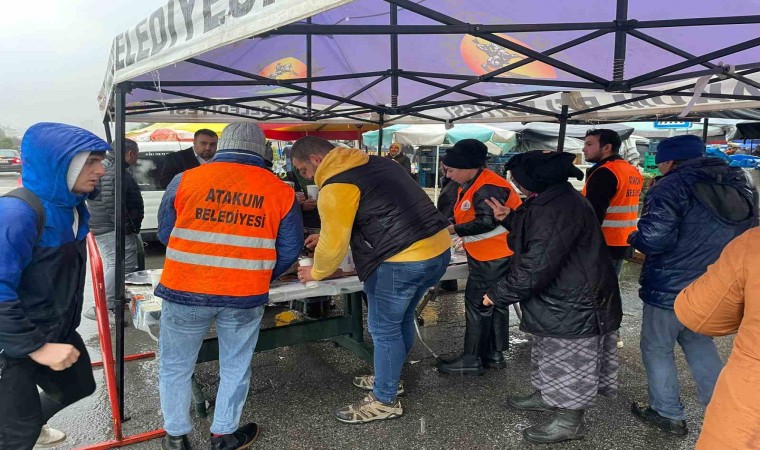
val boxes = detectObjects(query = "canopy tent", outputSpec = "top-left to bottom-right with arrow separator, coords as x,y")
99,0 -> 760,432
729,121 -> 760,140
125,122 -> 376,142
100,0 -> 760,129
362,123 -> 516,150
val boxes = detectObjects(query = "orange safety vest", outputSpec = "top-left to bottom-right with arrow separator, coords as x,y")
454,169 -> 522,261
161,162 -> 295,297
581,159 -> 643,246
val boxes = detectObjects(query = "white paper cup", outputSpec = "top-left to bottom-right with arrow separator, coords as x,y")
306,185 -> 319,200
299,258 -> 319,289
150,270 -> 162,289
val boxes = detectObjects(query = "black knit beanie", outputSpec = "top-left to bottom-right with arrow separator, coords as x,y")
442,139 -> 488,169
506,150 -> 584,193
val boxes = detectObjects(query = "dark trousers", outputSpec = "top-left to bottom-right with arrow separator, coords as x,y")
0,332 -> 95,450
463,255 -> 511,356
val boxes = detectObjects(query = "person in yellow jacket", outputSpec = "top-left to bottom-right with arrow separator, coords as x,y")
292,136 -> 451,424
436,139 -> 522,376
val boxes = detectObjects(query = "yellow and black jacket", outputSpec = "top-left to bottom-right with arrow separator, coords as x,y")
312,148 -> 450,281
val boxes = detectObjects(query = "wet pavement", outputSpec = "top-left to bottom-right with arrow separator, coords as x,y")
46,241 -> 730,449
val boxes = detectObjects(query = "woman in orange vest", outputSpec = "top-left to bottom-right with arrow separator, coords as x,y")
436,139 -> 521,376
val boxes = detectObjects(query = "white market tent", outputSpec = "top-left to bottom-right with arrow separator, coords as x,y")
99,0 -> 760,427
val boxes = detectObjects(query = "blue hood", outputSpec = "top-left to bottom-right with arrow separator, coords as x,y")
21,123 -> 111,208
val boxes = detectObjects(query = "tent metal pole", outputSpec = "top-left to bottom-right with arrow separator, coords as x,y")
613,0 -> 628,84
634,15 -> 760,29
434,147 -> 440,204
272,22 -> 616,35
384,0 -> 609,87
627,36 -> 760,87
402,29 -> 609,110
570,68 -> 760,118
313,75 -> 390,118
306,17 -> 313,118
703,118 -> 710,143
113,82 -> 127,419
557,104 -> 569,153
390,4 -> 399,108
627,30 -> 760,90
103,117 -> 113,144
377,116 -> 385,156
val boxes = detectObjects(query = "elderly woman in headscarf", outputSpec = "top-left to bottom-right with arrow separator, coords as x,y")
483,151 -> 623,444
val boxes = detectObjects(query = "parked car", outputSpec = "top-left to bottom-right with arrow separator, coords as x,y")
0,149 -> 21,173
130,141 -> 186,241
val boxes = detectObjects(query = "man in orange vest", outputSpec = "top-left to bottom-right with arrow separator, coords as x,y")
581,129 -> 643,276
436,139 -> 522,376
155,123 -> 303,450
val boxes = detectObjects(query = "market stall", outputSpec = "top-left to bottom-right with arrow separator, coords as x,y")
96,1 -> 760,447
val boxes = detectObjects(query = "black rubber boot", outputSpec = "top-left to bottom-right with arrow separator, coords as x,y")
161,434 -> 191,450
522,409 -> 588,444
481,351 -> 507,369
506,391 -> 555,412
209,423 -> 260,450
436,354 -> 485,376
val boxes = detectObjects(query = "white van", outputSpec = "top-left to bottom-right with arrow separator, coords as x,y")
131,141 -> 187,241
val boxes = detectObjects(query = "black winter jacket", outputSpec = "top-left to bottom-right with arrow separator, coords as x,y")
630,157 -> 757,309
88,155 -> 144,235
323,155 -> 449,280
487,182 -> 622,337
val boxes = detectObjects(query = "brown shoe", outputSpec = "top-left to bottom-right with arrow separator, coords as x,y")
334,393 -> 403,424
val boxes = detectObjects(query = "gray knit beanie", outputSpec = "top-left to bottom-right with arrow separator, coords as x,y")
217,122 -> 272,162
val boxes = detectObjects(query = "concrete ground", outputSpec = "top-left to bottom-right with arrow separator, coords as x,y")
0,175 -> 727,449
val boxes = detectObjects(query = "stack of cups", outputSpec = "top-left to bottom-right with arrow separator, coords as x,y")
299,258 -> 319,288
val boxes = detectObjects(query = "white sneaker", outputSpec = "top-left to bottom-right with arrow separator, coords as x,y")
34,424 -> 66,449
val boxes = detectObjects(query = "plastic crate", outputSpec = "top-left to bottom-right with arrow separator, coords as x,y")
643,153 -> 660,176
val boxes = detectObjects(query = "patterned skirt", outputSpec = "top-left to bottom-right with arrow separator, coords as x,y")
530,331 -> 620,410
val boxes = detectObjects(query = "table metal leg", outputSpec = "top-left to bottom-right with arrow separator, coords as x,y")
329,292 -> 373,364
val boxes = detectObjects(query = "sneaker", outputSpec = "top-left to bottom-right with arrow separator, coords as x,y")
209,423 -> 260,450
334,393 -> 403,424
352,375 -> 405,396
82,305 -> 98,321
83,306 -> 129,327
33,425 -> 66,449
631,402 -> 688,436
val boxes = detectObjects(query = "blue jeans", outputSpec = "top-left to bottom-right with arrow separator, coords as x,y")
640,303 -> 723,420
159,301 -> 264,436
95,231 -> 140,309
364,250 -> 450,403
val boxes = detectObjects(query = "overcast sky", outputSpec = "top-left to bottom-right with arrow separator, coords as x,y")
0,0 -> 165,138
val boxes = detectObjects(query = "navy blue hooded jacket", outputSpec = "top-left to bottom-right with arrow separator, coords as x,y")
155,150 -> 303,308
630,157 -> 757,310
0,123 -> 110,358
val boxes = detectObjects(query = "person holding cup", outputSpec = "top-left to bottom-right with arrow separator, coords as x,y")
292,136 -> 451,425
155,122 -> 303,450
285,168 -> 320,229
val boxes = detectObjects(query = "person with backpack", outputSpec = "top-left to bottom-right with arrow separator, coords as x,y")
0,122 -> 110,449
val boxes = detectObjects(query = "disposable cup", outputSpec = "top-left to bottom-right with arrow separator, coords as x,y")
299,258 -> 319,289
306,185 -> 319,200
150,270 -> 162,289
